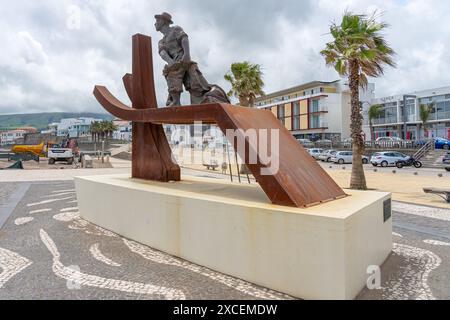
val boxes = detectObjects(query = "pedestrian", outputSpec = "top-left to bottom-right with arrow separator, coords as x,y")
221,162 -> 228,174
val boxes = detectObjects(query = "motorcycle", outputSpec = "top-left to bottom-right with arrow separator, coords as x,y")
396,157 -> 422,169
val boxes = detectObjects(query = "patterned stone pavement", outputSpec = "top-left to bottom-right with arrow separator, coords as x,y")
0,180 -> 449,300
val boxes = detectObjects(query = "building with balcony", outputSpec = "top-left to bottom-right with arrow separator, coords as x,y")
0,127 -> 38,146
254,80 -> 375,141
112,119 -> 132,141
364,86 -> 450,141
0,129 -> 28,145
56,118 -> 103,138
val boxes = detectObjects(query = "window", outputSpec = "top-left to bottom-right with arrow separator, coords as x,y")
278,105 -> 285,125
375,105 -> 398,125
309,114 -> 321,128
292,101 -> 300,130
435,101 -> 450,120
311,99 -> 320,113
278,105 -> 285,119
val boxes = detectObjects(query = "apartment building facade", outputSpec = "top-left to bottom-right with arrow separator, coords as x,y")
0,129 -> 27,145
56,117 -> 103,138
254,80 -> 375,141
364,86 -> 450,141
0,127 -> 38,145
112,120 -> 132,141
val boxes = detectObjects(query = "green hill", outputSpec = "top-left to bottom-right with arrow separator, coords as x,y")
0,112 -> 114,130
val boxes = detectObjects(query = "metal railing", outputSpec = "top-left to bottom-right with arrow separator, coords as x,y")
413,140 -> 434,160
310,140 -> 422,150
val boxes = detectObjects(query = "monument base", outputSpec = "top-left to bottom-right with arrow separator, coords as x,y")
75,174 -> 392,300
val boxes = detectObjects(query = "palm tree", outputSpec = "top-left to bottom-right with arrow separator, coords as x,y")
99,121 -> 108,140
419,103 -> 434,139
224,62 -> 265,107
106,121 -> 118,139
90,121 -> 101,142
321,11 -> 396,190
368,104 -> 383,141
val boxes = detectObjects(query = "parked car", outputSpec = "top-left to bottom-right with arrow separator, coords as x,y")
435,138 -> 450,150
308,148 -> 324,160
318,150 -> 338,162
375,137 -> 409,148
443,152 -> 450,172
297,139 -> 314,148
331,151 -> 369,164
414,137 -> 450,150
370,152 -> 411,167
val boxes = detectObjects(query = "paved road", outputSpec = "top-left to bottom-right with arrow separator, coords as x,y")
0,175 -> 449,300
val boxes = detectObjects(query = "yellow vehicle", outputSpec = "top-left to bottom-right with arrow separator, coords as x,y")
11,142 -> 46,157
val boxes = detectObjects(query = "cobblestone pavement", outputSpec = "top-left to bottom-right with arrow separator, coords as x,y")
0,178 -> 449,300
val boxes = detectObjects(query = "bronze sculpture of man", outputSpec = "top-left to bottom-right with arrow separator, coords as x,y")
154,12 -> 229,106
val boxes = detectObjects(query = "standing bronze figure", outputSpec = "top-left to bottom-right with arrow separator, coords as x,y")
154,12 -> 230,106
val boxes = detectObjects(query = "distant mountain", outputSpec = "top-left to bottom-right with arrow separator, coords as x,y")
0,112 -> 114,130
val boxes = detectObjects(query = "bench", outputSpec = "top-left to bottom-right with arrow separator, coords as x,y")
423,188 -> 450,203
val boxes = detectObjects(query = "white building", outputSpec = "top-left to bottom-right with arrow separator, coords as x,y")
57,118 -> 103,138
112,120 -> 132,141
0,129 -> 27,145
41,122 -> 59,135
364,86 -> 450,141
254,80 -> 375,141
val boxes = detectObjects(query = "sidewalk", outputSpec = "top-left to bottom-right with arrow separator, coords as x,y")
181,163 -> 450,209
1,159 -> 448,209
326,170 -> 449,209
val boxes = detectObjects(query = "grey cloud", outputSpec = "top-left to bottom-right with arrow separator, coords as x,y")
1,0 -> 450,114
169,0 -> 314,47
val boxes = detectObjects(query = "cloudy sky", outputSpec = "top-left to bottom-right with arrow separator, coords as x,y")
1,0 -> 450,115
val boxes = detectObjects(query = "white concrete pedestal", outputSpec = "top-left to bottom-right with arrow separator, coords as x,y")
75,174 -> 392,300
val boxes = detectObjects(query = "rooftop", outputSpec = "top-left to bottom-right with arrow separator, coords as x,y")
254,80 -> 341,103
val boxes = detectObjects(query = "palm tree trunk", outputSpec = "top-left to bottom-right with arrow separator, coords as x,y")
369,120 -> 374,141
349,60 -> 367,190
239,96 -> 249,107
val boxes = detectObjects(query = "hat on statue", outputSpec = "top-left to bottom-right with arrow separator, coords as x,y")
155,12 -> 173,25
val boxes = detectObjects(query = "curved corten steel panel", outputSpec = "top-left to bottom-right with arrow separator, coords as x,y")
93,33 -> 346,207
93,86 -> 346,207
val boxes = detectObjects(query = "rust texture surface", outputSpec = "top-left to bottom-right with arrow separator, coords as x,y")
93,33 -> 346,208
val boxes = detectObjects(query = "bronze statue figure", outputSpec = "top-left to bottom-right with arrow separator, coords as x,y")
154,12 -> 230,106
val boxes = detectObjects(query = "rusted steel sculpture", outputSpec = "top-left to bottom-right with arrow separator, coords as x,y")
93,33 -> 346,208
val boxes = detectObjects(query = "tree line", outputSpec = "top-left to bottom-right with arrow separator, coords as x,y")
90,121 -> 118,142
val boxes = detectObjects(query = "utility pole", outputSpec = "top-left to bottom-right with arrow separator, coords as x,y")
101,140 -> 105,163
